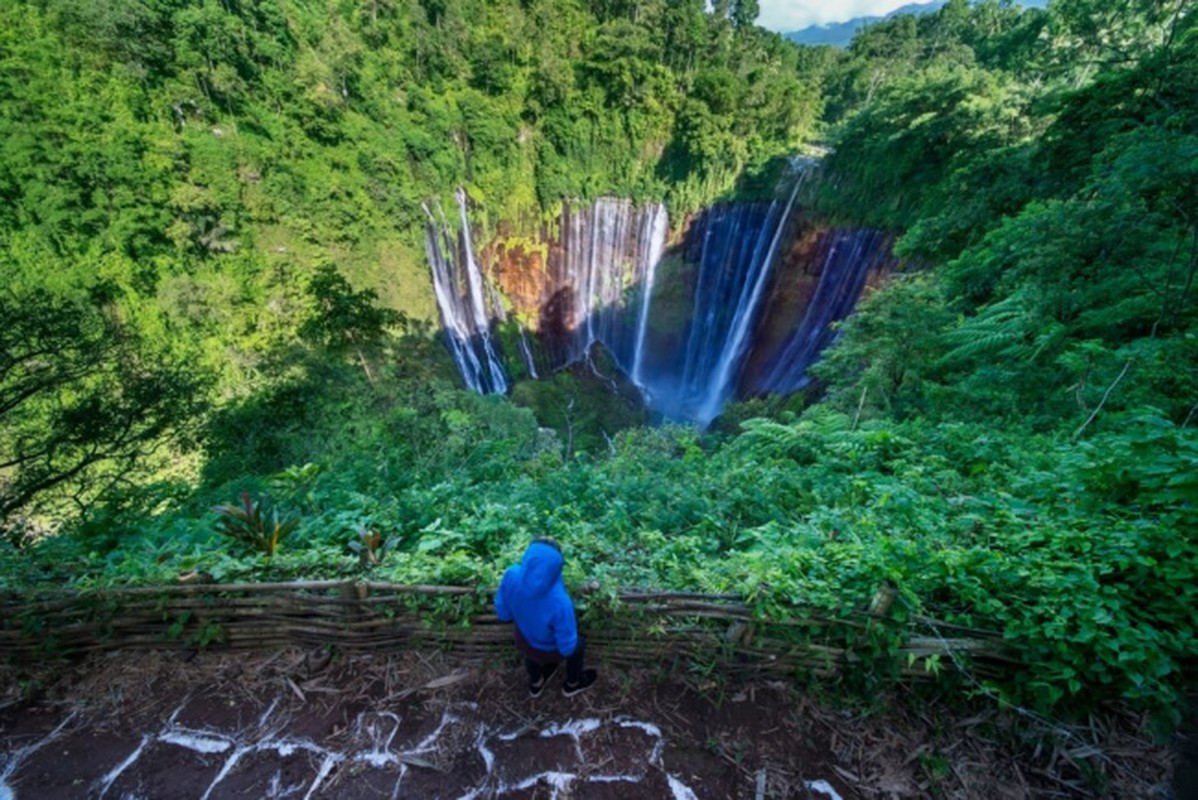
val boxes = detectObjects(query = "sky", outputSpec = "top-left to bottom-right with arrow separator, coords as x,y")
757,1 -> 930,32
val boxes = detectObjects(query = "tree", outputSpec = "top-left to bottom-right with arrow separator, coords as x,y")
0,289 -> 210,522
822,64 -> 1031,229
811,274 -> 952,421
731,0 -> 759,31
299,265 -> 405,382
1046,0 -> 1191,73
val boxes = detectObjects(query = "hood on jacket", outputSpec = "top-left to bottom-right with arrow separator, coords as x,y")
519,541 -> 563,596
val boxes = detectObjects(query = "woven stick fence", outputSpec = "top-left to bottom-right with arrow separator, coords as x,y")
0,581 -> 1018,682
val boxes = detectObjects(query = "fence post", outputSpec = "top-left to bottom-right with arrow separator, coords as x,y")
869,582 -> 896,617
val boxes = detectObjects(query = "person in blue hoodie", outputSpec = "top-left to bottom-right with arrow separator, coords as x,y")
495,538 -> 597,697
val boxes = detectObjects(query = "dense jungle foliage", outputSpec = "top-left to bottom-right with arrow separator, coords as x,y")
2,0 -> 1196,726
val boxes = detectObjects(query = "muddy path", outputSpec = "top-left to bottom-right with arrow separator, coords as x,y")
0,650 -> 1177,799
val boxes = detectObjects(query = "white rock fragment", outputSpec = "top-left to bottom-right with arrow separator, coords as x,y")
538,718 -> 601,738
667,774 -> 700,800
805,779 -> 844,800
159,731 -> 232,754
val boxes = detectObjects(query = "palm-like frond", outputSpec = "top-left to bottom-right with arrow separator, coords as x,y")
938,291 -> 1038,367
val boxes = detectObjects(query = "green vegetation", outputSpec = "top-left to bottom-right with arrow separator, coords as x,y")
1,0 -> 1195,730
1,0 -> 818,517
803,0 -> 1198,721
212,491 -> 300,557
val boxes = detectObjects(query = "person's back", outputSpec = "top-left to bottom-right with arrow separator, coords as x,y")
495,540 -> 597,697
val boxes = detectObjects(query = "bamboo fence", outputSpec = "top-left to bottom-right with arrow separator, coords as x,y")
0,580 -> 1018,682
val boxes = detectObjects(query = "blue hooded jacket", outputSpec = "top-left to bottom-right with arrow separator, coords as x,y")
494,541 -> 578,656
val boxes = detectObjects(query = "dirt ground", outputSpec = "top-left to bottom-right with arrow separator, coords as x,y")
0,648 -> 1180,799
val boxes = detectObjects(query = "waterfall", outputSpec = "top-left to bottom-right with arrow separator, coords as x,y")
552,198 -> 668,371
518,328 -> 539,379
453,190 -> 508,393
694,179 -> 803,424
631,204 -> 668,387
423,204 -> 483,393
423,171 -> 896,424
421,196 -> 509,394
638,179 -> 803,423
754,228 -> 892,394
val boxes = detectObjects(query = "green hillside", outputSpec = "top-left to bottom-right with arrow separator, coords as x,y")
1,0 -> 1195,731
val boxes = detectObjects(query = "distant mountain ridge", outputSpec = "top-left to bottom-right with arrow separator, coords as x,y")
784,0 -> 1048,48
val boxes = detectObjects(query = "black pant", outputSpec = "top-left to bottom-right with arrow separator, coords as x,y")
523,635 -> 586,685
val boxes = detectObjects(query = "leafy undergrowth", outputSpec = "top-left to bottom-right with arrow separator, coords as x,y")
3,386 -> 1195,729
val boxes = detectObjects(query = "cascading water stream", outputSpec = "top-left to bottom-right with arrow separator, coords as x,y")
422,203 -> 484,393
422,196 -> 508,394
453,190 -> 508,394
518,329 -> 539,379
694,177 -> 803,423
631,204 -> 668,387
554,198 -> 668,370
423,169 -> 896,423
456,190 -> 490,334
754,228 -> 893,394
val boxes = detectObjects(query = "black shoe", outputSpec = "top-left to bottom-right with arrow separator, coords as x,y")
561,669 -> 597,698
529,663 -> 559,698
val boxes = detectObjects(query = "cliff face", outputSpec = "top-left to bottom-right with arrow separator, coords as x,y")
482,199 -> 667,373
426,188 -> 901,423
743,224 -> 895,395
485,236 -> 549,321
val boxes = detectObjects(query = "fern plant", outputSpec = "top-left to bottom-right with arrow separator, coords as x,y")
937,291 -> 1036,366
212,492 -> 299,557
